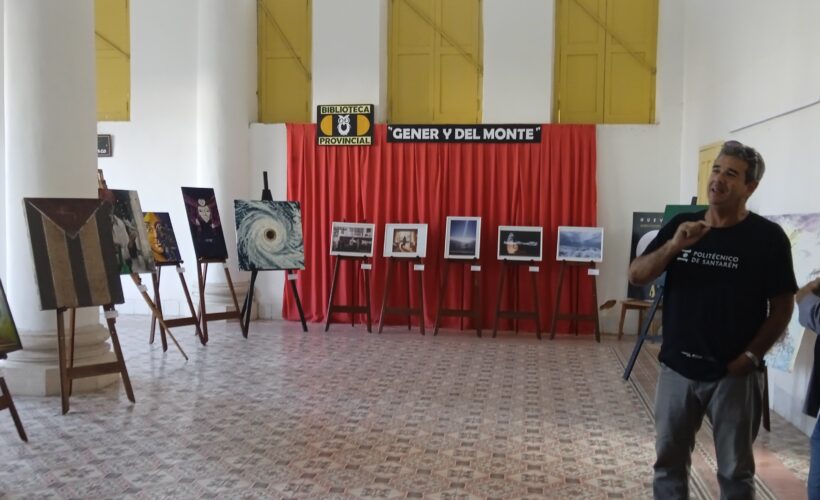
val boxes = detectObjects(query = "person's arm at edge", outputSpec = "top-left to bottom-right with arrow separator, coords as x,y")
727,293 -> 794,376
797,277 -> 820,333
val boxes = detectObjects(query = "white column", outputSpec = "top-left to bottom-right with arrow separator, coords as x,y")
3,0 -> 117,395
195,0 -> 257,313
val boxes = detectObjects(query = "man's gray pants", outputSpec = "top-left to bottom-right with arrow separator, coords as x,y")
653,364 -> 762,500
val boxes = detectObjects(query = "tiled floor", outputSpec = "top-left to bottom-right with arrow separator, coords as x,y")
0,317 -> 811,499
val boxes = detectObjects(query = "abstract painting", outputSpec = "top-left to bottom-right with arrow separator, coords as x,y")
497,225 -> 542,261
182,187 -> 228,261
383,223 -> 428,258
330,222 -> 375,257
234,200 -> 305,271
557,226 -> 604,263
0,279 -> 22,356
444,216 -> 481,260
765,213 -> 820,372
24,198 -> 124,309
143,212 -> 182,265
99,189 -> 156,274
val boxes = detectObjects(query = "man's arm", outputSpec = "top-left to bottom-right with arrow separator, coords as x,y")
797,277 -> 820,333
628,220 -> 711,286
727,293 -> 795,376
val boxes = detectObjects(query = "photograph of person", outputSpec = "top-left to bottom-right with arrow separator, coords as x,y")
330,222 -> 375,257
143,212 -> 182,264
383,223 -> 428,258
181,187 -> 228,260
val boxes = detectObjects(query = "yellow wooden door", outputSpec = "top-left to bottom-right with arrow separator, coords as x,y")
95,0 -> 130,121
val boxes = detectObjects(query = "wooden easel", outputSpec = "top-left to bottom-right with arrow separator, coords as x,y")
150,262 -> 204,348
378,257 -> 425,335
492,261 -> 541,339
196,258 -> 246,344
325,256 -> 372,333
97,170 -> 188,360
549,261 -> 601,342
0,364 -> 27,441
56,305 -> 135,414
434,259 -> 481,337
239,172 -> 308,335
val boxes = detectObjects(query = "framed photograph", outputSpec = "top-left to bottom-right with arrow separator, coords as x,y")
330,222 -> 376,257
556,226 -> 604,263
181,187 -> 229,260
383,223 -> 428,258
497,225 -> 543,261
0,279 -> 22,356
444,216 -> 481,259
143,212 -> 183,265
234,200 -> 305,271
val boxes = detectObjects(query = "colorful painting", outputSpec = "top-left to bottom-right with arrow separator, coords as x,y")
497,226 -> 542,261
628,212 -> 664,300
24,198 -> 124,309
765,213 -> 820,372
99,189 -> 156,274
383,224 -> 428,258
444,216 -> 481,260
143,212 -> 182,265
330,222 -> 375,257
234,200 -> 305,271
182,187 -> 228,261
0,279 -> 22,356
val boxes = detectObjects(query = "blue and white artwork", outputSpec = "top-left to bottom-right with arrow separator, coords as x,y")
444,216 -> 481,259
234,200 -> 305,271
765,213 -> 820,372
556,226 -> 604,263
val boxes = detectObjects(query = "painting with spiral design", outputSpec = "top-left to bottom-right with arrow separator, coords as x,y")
234,200 -> 305,271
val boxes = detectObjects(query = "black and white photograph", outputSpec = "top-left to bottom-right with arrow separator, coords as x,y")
330,222 -> 375,257
383,223 -> 428,258
444,216 -> 481,259
497,225 -> 543,261
556,226 -> 604,262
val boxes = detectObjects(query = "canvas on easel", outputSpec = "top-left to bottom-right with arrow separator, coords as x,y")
0,279 -> 26,441
326,222 -> 375,332
435,217 -> 483,337
180,187 -> 245,342
98,171 -> 187,360
23,197 -> 134,414
550,226 -> 603,342
143,212 -> 204,350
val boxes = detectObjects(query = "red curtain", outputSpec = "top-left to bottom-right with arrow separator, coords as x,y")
284,124 -> 597,334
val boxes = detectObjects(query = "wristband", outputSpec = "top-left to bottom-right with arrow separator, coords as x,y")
743,350 -> 761,368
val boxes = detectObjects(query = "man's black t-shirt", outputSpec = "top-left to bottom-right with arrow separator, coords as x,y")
644,210 -> 797,381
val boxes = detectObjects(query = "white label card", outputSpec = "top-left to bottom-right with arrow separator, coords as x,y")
361,263 -> 372,270
529,266 -> 539,273
177,266 -> 186,274
470,265 -> 481,272
287,273 -> 298,281
104,310 -> 119,319
413,264 -> 425,271
587,268 -> 600,276
137,285 -> 148,293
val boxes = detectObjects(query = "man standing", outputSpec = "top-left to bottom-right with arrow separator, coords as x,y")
628,140 -> 797,499
798,276 -> 820,499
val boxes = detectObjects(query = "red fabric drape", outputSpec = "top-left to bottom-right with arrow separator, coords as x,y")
284,124 -> 597,334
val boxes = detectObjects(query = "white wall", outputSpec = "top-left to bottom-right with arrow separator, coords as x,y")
97,0 -> 200,315
680,0 -> 820,433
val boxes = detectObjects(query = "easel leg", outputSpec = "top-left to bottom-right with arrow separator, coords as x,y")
434,261 -> 450,336
68,308 -> 76,396
104,305 -> 135,404
0,378 -> 27,442
473,271 -> 482,338
56,309 -> 70,415
151,270 -> 168,352
325,259 -> 342,332
590,264 -> 601,343
241,270 -> 259,338
222,267 -> 247,337
493,263 -> 508,338
549,262 -> 567,339
287,271 -> 308,332
530,270 -> 542,340
177,265 -> 205,342
364,262 -> 372,333
416,261 -> 425,336
149,268 -> 162,345
378,259 -> 394,334
132,273 -> 186,360
197,262 -> 209,345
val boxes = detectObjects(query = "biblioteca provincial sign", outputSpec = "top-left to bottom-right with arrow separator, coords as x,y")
317,104 -> 374,146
